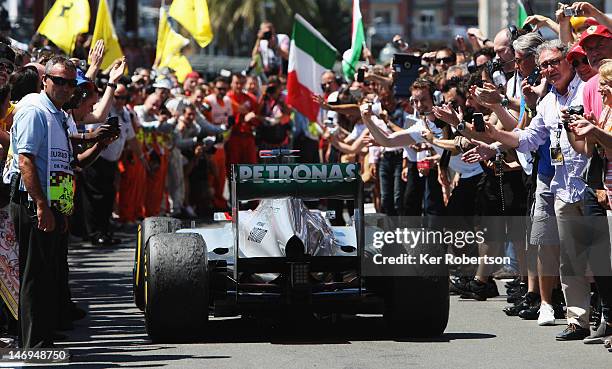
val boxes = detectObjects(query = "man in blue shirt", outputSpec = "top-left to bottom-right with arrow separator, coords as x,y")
7,56 -> 77,349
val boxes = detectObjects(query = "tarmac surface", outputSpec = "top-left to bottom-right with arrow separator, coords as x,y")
15,228 -> 610,368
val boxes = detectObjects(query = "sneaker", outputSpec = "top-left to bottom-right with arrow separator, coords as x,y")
449,275 -> 471,295
504,277 -> 522,289
503,292 -> 540,316
519,305 -> 540,320
507,283 -> 528,304
537,303 -> 556,326
583,322 -> 612,344
555,323 -> 590,341
460,278 -> 498,301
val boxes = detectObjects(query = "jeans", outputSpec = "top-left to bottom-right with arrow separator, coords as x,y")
379,151 -> 405,215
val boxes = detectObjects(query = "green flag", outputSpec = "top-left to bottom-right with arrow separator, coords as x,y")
517,0 -> 528,27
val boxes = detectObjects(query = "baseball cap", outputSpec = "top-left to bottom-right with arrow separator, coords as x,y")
76,68 -> 92,86
566,43 -> 587,61
0,42 -> 15,65
152,78 -> 173,90
579,24 -> 612,47
185,71 -> 200,80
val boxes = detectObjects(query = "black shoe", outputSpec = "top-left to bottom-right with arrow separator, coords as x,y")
449,275 -> 472,295
507,284 -> 528,304
555,323 -> 590,341
52,332 -> 68,341
70,305 -> 87,321
503,292 -> 540,316
583,322 -> 612,344
92,233 -> 121,246
518,305 -> 540,320
57,320 -> 73,331
460,279 -> 498,301
504,277 -> 522,289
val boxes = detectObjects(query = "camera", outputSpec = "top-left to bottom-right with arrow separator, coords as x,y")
567,105 -> 584,116
526,68 -> 540,86
485,59 -> 507,87
200,102 -> 212,112
433,90 -> 444,107
262,31 -> 273,40
563,7 -> 578,17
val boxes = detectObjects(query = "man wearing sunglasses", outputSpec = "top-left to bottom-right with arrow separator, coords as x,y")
434,47 -> 457,74
567,44 -> 596,82
5,56 -> 77,348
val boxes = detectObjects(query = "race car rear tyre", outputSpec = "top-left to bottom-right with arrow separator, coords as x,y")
133,217 -> 182,311
145,233 -> 209,343
383,276 -> 449,337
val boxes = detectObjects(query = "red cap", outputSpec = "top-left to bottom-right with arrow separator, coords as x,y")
185,71 -> 200,80
579,24 -> 612,47
567,43 -> 587,61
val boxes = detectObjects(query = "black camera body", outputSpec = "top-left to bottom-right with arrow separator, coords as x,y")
526,68 -> 540,85
567,105 -> 584,116
262,31 -> 273,40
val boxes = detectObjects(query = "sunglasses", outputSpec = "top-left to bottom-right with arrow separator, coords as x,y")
46,75 -> 77,87
571,56 -> 589,69
436,57 -> 455,64
114,95 -> 129,100
0,62 -> 14,74
539,57 -> 563,70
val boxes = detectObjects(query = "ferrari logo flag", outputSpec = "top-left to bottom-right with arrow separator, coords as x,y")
37,0 -> 90,55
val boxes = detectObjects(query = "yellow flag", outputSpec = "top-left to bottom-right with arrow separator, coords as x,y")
167,55 -> 193,83
91,0 -> 124,70
37,0 -> 90,55
156,7 -> 192,83
155,7 -> 171,66
169,0 -> 214,48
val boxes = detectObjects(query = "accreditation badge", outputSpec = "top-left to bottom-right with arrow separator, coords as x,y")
550,146 -> 564,166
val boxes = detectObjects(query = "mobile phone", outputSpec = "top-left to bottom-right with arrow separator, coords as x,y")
357,68 -> 365,83
473,113 -> 485,132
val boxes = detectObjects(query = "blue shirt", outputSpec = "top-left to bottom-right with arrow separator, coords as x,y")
537,138 -> 555,178
8,92 -> 65,194
516,74 -> 587,203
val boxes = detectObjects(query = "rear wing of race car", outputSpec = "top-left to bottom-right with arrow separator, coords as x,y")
229,163 -> 365,285
231,163 -> 361,201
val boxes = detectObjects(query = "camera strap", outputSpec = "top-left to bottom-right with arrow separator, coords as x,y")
494,152 -> 505,214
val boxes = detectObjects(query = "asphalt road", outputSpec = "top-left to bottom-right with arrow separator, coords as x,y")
34,230 -> 611,368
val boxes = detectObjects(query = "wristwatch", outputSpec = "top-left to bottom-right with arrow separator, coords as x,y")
500,95 -> 510,108
107,82 -> 117,89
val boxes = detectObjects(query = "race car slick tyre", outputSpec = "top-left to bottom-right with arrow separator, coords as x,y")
145,233 -> 209,343
384,276 -> 449,337
133,217 -> 182,311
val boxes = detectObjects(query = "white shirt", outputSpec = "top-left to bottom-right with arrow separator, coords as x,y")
87,106 -> 136,162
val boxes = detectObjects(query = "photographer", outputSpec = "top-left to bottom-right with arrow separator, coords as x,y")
256,77 -> 292,151
251,21 -> 290,77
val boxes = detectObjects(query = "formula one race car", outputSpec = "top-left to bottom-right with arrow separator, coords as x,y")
132,153 -> 449,343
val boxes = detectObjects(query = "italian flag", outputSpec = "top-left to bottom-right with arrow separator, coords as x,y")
286,14 -> 337,122
517,0 -> 528,27
342,0 -> 365,80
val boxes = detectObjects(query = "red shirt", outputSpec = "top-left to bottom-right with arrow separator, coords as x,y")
227,90 -> 259,134
584,74 -> 603,120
